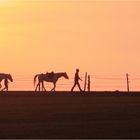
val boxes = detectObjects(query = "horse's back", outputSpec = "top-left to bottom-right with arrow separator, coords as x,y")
0,73 -> 7,77
0,73 -> 6,75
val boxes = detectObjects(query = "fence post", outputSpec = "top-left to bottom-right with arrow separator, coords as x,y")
87,75 -> 91,92
84,72 -> 87,92
126,73 -> 130,93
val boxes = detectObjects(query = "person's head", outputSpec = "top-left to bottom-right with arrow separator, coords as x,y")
76,69 -> 79,72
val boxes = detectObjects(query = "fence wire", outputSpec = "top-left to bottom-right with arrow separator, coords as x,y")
3,74 -> 140,91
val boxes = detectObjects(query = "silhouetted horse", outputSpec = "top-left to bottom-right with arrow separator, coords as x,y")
0,73 -> 13,91
34,72 -> 69,91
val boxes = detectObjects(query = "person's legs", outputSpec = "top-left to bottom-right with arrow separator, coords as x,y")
2,84 -> 8,91
77,83 -> 82,91
1,88 -> 5,91
71,82 -> 76,91
2,87 -> 6,91
5,85 -> 8,91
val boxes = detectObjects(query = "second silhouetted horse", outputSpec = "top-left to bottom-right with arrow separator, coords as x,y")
34,72 -> 69,91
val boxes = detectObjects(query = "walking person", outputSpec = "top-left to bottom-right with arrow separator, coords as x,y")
2,78 -> 9,91
71,69 -> 83,92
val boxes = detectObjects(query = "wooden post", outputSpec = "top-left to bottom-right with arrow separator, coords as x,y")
87,75 -> 91,92
84,72 -> 87,92
126,73 -> 130,92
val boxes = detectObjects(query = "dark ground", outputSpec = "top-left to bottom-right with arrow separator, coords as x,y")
0,91 -> 140,139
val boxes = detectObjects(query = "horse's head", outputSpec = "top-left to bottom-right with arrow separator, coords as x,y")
8,74 -> 13,82
63,72 -> 69,79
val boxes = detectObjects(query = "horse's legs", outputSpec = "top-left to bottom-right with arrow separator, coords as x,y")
51,87 -> 54,91
43,83 -> 46,91
41,82 -> 43,91
35,82 -> 41,92
41,81 -> 46,91
51,83 -> 56,91
39,83 -> 41,91
54,83 -> 56,91
51,86 -> 54,91
43,87 -> 46,91
35,83 -> 39,91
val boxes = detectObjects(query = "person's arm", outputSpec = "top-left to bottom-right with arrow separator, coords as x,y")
79,76 -> 82,81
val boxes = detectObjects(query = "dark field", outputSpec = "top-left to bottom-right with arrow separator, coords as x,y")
0,91 -> 140,139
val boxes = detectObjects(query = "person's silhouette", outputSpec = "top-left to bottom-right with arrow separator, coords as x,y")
71,69 -> 83,92
2,78 -> 9,91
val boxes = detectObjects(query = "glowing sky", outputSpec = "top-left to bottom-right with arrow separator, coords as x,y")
0,0 -> 140,91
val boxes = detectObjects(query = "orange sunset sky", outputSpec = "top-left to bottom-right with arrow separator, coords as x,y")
0,0 -> 140,91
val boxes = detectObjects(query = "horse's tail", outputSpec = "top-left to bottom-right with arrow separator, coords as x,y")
34,74 -> 39,86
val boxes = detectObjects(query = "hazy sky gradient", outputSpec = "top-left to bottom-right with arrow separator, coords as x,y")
0,0 -> 140,90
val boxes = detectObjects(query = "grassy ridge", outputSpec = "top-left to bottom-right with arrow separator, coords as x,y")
0,91 -> 140,139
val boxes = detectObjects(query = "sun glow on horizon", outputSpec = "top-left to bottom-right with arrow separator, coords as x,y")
0,0 -> 9,4
0,0 -> 17,7
1,0 -> 140,91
